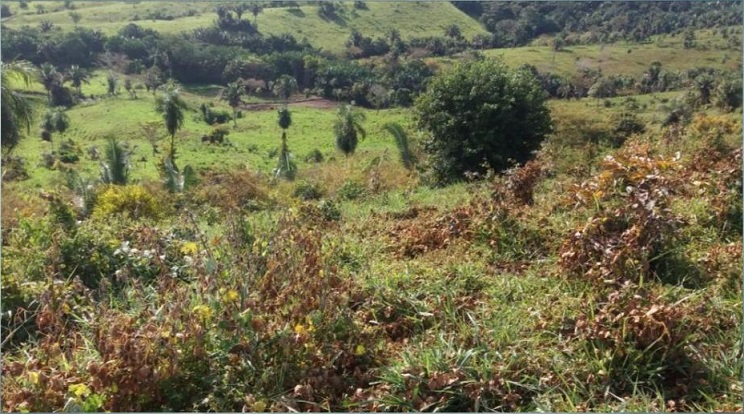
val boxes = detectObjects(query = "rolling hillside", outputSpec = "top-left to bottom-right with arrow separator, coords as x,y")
2,1 -> 489,53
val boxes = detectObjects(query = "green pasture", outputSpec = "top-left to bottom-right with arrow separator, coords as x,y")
2,1 -> 488,53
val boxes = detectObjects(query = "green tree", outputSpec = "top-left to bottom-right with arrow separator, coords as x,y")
1,61 -> 36,153
414,59 -> 552,184
66,65 -> 89,95
35,4 -> 45,14
551,33 -> 565,62
144,66 -> 164,93
587,77 -> 616,105
249,2 -> 263,26
272,74 -> 298,102
683,28 -> 696,49
444,24 -> 462,40
124,78 -> 137,99
714,78 -> 742,112
276,106 -> 296,179
223,82 -> 243,126
106,72 -> 118,96
39,19 -> 54,32
333,104 -> 366,157
690,73 -> 715,107
233,3 -> 250,20
68,11 -> 81,26
155,84 -> 188,171
39,63 -> 61,103
40,107 -> 70,151
278,106 -> 292,131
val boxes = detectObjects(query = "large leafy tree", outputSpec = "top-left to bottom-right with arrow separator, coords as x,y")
155,84 -> 188,171
223,82 -> 243,126
1,61 -> 36,153
333,104 -> 366,157
414,58 -> 553,184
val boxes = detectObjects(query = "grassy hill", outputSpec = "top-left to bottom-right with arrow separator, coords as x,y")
2,1 -> 489,53
430,28 -> 742,78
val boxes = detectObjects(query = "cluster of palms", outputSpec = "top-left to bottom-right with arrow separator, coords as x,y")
40,63 -> 89,98
2,59 -> 410,192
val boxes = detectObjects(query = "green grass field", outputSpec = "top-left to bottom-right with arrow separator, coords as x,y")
11,80 -> 414,188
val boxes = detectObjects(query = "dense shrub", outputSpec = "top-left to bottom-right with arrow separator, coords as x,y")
92,185 -> 163,221
57,139 -> 81,164
293,181 -> 323,200
609,112 -> 645,148
304,149 -> 324,163
337,180 -> 366,200
415,59 -> 553,184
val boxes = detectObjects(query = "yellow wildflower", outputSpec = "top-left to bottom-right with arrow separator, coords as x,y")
192,305 -> 213,321
225,289 -> 240,303
180,242 -> 198,256
354,344 -> 366,356
68,383 -> 91,398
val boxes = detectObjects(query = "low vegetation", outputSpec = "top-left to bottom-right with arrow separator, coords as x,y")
1,1 -> 741,412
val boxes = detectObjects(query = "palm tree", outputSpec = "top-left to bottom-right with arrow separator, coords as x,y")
40,107 -> 70,152
1,61 -> 36,153
155,84 -> 188,171
124,78 -> 137,99
223,82 -> 243,127
334,104 -> 366,157
66,65 -> 89,96
272,75 -> 298,102
276,106 -> 295,179
233,3 -> 250,20
68,11 -> 81,26
100,138 -> 130,185
249,2 -> 263,26
383,123 -> 416,170
38,20 -> 54,32
691,74 -> 715,107
278,106 -> 292,131
106,72 -> 118,96
39,63 -> 61,103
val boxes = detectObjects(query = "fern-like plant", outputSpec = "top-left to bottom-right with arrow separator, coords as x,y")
383,122 -> 416,170
99,138 -> 130,185
161,157 -> 197,193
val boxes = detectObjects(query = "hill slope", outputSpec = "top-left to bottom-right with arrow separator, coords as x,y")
1,1 -> 488,53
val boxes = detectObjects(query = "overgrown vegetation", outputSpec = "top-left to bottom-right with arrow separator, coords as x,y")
1,2 -> 741,412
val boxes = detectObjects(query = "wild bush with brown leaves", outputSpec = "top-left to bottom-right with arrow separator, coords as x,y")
559,143 -> 684,286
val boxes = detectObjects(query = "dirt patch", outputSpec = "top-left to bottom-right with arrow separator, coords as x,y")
240,96 -> 338,112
